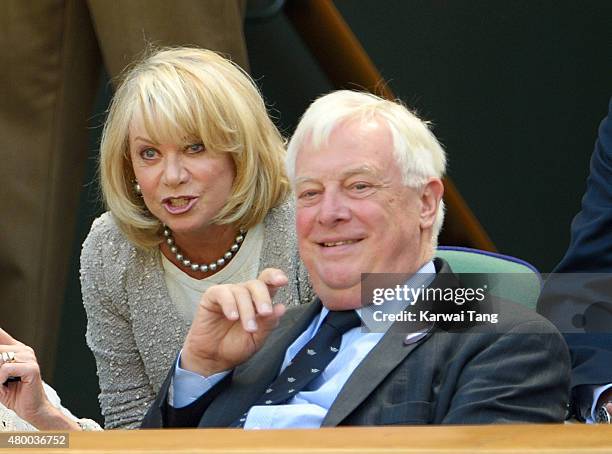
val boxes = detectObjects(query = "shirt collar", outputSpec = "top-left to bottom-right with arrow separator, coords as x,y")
315,260 -> 436,334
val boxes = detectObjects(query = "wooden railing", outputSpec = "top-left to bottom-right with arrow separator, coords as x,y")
7,425 -> 612,453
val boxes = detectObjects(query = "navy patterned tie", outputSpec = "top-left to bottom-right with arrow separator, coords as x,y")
232,309 -> 361,427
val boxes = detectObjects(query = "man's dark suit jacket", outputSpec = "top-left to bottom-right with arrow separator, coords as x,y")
143,259 -> 570,428
538,97 -> 612,420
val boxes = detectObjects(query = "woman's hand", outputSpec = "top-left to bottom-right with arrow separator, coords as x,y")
0,328 -> 80,430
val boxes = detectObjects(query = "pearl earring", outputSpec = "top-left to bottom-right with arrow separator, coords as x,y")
134,182 -> 142,195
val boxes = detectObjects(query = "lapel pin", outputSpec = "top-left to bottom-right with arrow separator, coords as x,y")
403,331 -> 428,345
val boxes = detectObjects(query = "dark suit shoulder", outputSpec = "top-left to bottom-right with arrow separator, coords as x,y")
484,296 -> 564,335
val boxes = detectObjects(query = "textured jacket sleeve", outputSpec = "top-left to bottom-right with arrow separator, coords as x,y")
260,199 -> 316,307
80,213 -> 157,429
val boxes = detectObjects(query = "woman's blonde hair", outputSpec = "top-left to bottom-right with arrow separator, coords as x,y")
99,47 -> 289,249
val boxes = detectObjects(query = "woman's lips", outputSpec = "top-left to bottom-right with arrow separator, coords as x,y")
162,196 -> 198,214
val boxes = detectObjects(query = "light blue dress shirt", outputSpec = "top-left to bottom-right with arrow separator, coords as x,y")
172,261 -> 436,429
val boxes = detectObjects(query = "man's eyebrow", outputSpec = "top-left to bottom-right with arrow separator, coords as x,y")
295,176 -> 318,186
295,165 -> 381,185
340,165 -> 379,178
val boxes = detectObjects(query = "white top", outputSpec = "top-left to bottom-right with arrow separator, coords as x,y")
162,223 -> 264,323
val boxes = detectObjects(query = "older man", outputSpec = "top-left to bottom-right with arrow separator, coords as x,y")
143,91 -> 570,428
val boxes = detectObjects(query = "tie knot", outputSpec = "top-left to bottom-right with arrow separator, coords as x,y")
324,310 -> 361,335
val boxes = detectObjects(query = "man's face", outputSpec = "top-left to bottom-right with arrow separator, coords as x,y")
295,119 -> 440,310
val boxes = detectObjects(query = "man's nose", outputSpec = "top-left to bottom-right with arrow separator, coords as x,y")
317,190 -> 351,226
162,155 -> 188,187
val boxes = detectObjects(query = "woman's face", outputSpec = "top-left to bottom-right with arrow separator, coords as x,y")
128,114 -> 236,238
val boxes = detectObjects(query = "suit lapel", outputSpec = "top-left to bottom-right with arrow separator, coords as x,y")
200,300 -> 323,427
323,258 -> 459,426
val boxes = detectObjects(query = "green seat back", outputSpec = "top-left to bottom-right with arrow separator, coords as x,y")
435,247 -> 541,309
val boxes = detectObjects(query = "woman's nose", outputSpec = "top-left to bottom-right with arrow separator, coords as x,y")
161,155 -> 188,187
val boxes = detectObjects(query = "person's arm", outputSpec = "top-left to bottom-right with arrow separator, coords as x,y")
142,353 -> 231,428
547,98 -> 612,275
0,329 -> 80,431
171,352 -> 229,408
41,383 -> 101,430
538,98 -> 612,421
80,217 -> 156,429
442,320 -> 571,424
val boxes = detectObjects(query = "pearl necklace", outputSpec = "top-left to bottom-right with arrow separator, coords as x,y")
163,227 -> 246,273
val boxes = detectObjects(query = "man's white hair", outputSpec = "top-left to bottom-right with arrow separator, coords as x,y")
286,90 -> 447,245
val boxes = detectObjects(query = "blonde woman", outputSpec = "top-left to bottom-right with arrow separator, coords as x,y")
81,47 -> 313,429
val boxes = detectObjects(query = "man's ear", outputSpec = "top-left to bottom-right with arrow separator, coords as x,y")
420,178 -> 444,229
